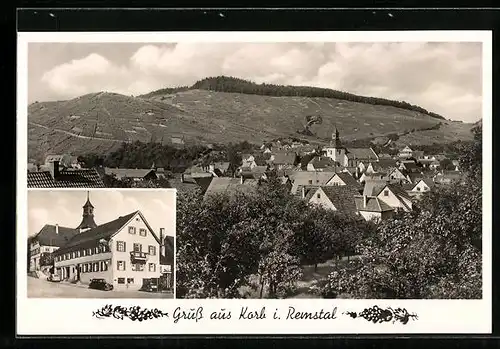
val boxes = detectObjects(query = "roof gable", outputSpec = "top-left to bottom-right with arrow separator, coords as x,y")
33,224 -> 79,247
346,148 -> 378,160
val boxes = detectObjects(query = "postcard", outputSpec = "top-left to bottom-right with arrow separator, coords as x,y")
17,30 -> 491,335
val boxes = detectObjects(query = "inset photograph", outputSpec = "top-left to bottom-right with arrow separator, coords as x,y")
27,189 -> 175,298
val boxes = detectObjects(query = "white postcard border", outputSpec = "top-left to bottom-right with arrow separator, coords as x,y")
16,30 -> 492,335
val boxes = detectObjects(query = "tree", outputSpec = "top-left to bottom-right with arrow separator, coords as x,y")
439,158 -> 456,171
321,125 -> 482,299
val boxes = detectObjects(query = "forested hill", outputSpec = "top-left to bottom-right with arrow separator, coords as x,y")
139,76 -> 446,120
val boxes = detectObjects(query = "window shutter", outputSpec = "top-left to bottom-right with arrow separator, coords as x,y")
123,242 -> 126,252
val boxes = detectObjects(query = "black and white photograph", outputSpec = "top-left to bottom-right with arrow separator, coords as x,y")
27,189 -> 175,298
24,39 -> 484,301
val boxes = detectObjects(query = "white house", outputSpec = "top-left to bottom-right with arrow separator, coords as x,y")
398,146 -> 413,158
52,195 -> 165,291
354,195 -> 394,222
376,184 -> 413,212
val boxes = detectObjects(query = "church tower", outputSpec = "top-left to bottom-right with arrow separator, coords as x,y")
76,191 -> 98,233
324,126 -> 347,167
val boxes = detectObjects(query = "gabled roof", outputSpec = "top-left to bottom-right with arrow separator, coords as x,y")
204,177 -> 259,198
104,168 -> 156,179
385,183 -> 412,201
309,156 -> 337,169
414,178 -> 435,189
354,196 -> 394,212
299,153 -> 316,169
363,179 -> 388,197
408,172 -> 425,183
54,210 -> 158,255
401,161 -> 420,171
346,148 -> 378,160
331,172 -> 360,187
311,186 -> 359,215
289,171 -> 337,194
372,159 -> 397,170
31,224 -> 79,247
27,169 -> 104,188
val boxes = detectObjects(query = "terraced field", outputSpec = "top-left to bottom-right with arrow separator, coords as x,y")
27,89 -> 474,162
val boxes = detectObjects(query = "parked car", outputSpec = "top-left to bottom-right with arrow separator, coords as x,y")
140,278 -> 159,292
47,274 -> 61,282
88,278 -> 113,291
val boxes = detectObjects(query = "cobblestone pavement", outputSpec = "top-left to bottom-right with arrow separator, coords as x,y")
27,276 -> 174,298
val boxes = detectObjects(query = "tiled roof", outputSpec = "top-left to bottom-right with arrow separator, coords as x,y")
168,175 -> 203,195
373,159 -> 397,170
289,171 -> 337,194
27,169 -> 104,188
316,186 -> 359,215
355,196 -> 394,212
32,224 -> 79,247
204,177 -> 259,198
386,183 -> 412,201
309,156 -> 337,169
363,179 -> 388,196
346,148 -> 378,160
332,172 -> 360,187
273,152 -> 298,165
104,168 -> 156,179
408,172 -> 425,183
53,211 -> 139,255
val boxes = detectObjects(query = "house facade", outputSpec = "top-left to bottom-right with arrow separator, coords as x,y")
53,210 -> 162,290
49,194 -> 167,291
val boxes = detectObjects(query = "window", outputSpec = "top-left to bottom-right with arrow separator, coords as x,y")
83,264 -> 88,273
139,228 -> 147,237
308,180 -> 312,184
148,245 -> 156,256
116,241 -> 126,252
118,278 -> 125,284
128,226 -> 136,234
127,278 -> 134,284
66,253 -> 70,260
417,187 -> 420,191
87,248 -> 92,255
95,247 -> 99,254
133,243 -> 142,252
82,249 -> 87,257
149,263 -> 156,272
384,190 -> 389,197
317,193 -> 321,199
117,261 -> 126,271
132,263 -> 145,272
76,250 -> 80,258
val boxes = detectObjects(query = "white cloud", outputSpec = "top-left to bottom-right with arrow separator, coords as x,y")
36,42 -> 482,122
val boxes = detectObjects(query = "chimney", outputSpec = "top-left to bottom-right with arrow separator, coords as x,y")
49,160 -> 60,179
240,175 -> 244,185
55,224 -> 59,234
301,186 -> 305,199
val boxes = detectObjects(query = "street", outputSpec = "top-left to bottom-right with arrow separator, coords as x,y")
27,277 -> 174,298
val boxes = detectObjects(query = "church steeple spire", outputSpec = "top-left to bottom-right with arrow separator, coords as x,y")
77,191 -> 98,233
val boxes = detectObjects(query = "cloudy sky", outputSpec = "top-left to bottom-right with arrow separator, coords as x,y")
28,42 -> 482,122
28,190 -> 176,238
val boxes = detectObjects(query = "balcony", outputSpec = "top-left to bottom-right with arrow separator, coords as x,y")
130,251 -> 148,263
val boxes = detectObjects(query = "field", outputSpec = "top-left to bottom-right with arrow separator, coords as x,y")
27,89 -> 474,162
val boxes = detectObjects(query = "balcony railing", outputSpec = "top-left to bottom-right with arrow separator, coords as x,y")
130,251 -> 148,262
